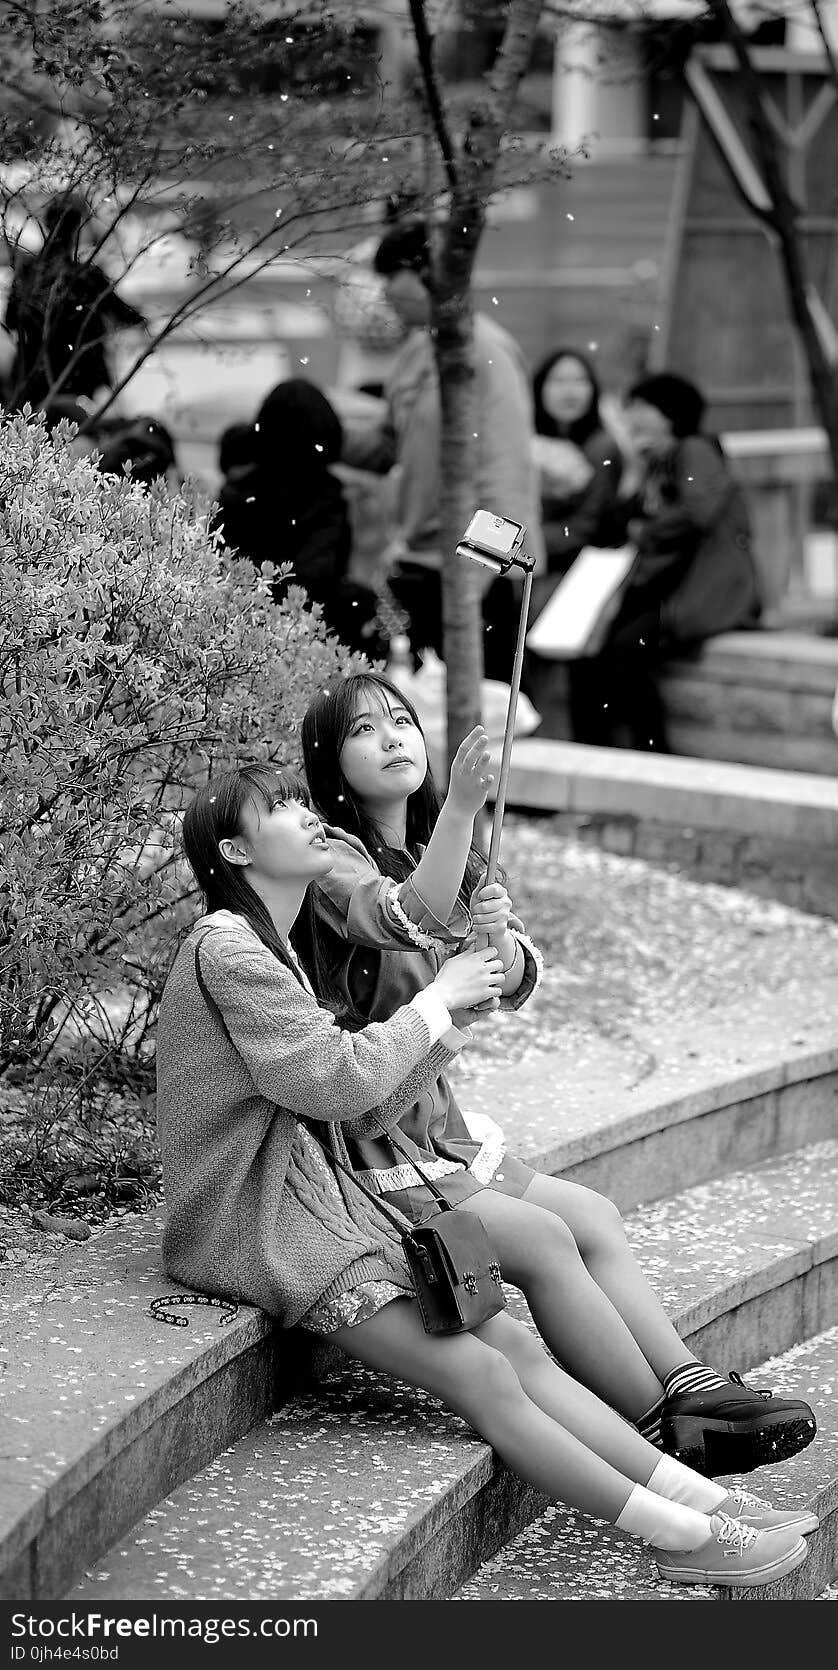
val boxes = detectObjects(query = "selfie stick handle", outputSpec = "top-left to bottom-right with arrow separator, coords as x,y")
474,560 -> 534,951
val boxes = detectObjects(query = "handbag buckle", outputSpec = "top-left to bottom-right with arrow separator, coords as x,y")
489,1262 -> 502,1285
415,1244 -> 438,1285
463,1270 -> 478,1295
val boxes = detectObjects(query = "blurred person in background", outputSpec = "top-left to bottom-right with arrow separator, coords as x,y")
97,415 -> 180,491
531,346 -> 624,581
567,372 -> 761,753
213,377 -> 385,658
3,193 -> 146,412
339,216 -> 544,683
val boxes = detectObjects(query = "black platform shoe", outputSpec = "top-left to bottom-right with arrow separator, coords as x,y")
659,1371 -> 817,1478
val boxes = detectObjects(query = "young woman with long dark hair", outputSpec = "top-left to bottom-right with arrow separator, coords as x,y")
531,345 -> 624,579
299,670 -> 817,1482
154,759 -> 816,1589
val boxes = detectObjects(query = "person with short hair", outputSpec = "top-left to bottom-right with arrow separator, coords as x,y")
568,371 -> 761,752
340,215 -> 545,681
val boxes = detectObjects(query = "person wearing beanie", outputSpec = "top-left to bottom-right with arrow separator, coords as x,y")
213,377 -> 385,658
567,369 -> 761,752
339,215 -> 545,681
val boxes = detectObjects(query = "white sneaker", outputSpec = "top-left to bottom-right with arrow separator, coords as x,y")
719,1484 -> 819,1536
654,1512 -> 808,1588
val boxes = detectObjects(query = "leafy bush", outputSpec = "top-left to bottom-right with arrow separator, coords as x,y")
0,413 -> 358,1081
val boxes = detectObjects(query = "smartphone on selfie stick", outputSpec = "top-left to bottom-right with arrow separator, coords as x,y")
456,510 -> 535,950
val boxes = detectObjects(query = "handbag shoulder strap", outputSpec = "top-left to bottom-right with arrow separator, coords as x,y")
372,1124 -> 455,1210
191,940 -> 442,1232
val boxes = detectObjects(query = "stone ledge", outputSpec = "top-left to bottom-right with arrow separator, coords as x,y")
4,984 -> 838,1598
484,737 -> 838,844
460,975 -> 838,1210
683,632 -> 838,692
66,1143 -> 838,1601
4,1131 -> 838,1601
522,630 -> 838,774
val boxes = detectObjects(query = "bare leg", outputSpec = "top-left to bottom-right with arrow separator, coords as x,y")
522,1173 -> 697,1382
331,1297 -> 650,1523
455,1188 -> 663,1417
481,1310 -> 663,1484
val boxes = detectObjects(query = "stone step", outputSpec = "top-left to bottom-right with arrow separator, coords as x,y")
455,1325 -> 838,1602
469,733 -> 838,919
483,735 -> 838,847
459,976 -> 838,1214
5,979 -> 838,1600
63,1140 -> 838,1601
525,630 -> 838,778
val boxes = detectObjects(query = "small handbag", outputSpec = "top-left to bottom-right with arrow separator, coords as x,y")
403,1202 -> 507,1335
193,943 -> 507,1337
305,1122 -> 507,1336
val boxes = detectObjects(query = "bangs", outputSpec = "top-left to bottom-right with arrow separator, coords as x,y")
241,763 -> 311,817
344,673 -> 421,736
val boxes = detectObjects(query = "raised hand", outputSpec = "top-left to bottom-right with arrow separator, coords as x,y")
445,726 -> 494,819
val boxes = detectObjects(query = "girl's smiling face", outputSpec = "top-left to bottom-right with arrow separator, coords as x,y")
339,687 -> 428,808
230,793 -> 332,884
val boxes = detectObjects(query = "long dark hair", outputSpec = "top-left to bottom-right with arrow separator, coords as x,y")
532,347 -> 602,447
181,763 -> 335,1002
301,672 -> 491,902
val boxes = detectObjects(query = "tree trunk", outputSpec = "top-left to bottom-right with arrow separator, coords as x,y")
434,281 -> 484,756
711,1 -> 838,491
410,0 -> 546,767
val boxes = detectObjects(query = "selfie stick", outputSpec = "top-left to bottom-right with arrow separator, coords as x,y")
455,514 -> 535,945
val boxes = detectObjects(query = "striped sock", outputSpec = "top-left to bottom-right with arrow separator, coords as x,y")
636,1390 -> 667,1448
664,1362 -> 728,1399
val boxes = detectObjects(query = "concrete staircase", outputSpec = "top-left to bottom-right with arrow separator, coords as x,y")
4,975 -> 838,1603
456,1327 -> 838,1603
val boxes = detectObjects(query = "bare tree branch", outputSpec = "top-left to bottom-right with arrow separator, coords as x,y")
406,0 -> 460,192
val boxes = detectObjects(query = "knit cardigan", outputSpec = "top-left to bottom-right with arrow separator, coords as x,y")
156,911 -> 459,1327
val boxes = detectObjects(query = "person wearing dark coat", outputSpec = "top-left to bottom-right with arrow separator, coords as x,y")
568,372 -> 762,753
3,195 -> 146,410
213,377 -> 385,657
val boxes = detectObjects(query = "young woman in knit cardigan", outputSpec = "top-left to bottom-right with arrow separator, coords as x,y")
299,671 -> 817,1485
156,753 -> 814,1587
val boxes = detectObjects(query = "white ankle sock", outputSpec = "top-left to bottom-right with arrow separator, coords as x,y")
615,1483 -> 713,1551
646,1452 -> 729,1514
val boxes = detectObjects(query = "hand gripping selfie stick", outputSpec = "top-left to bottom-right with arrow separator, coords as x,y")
456,511 -> 535,949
